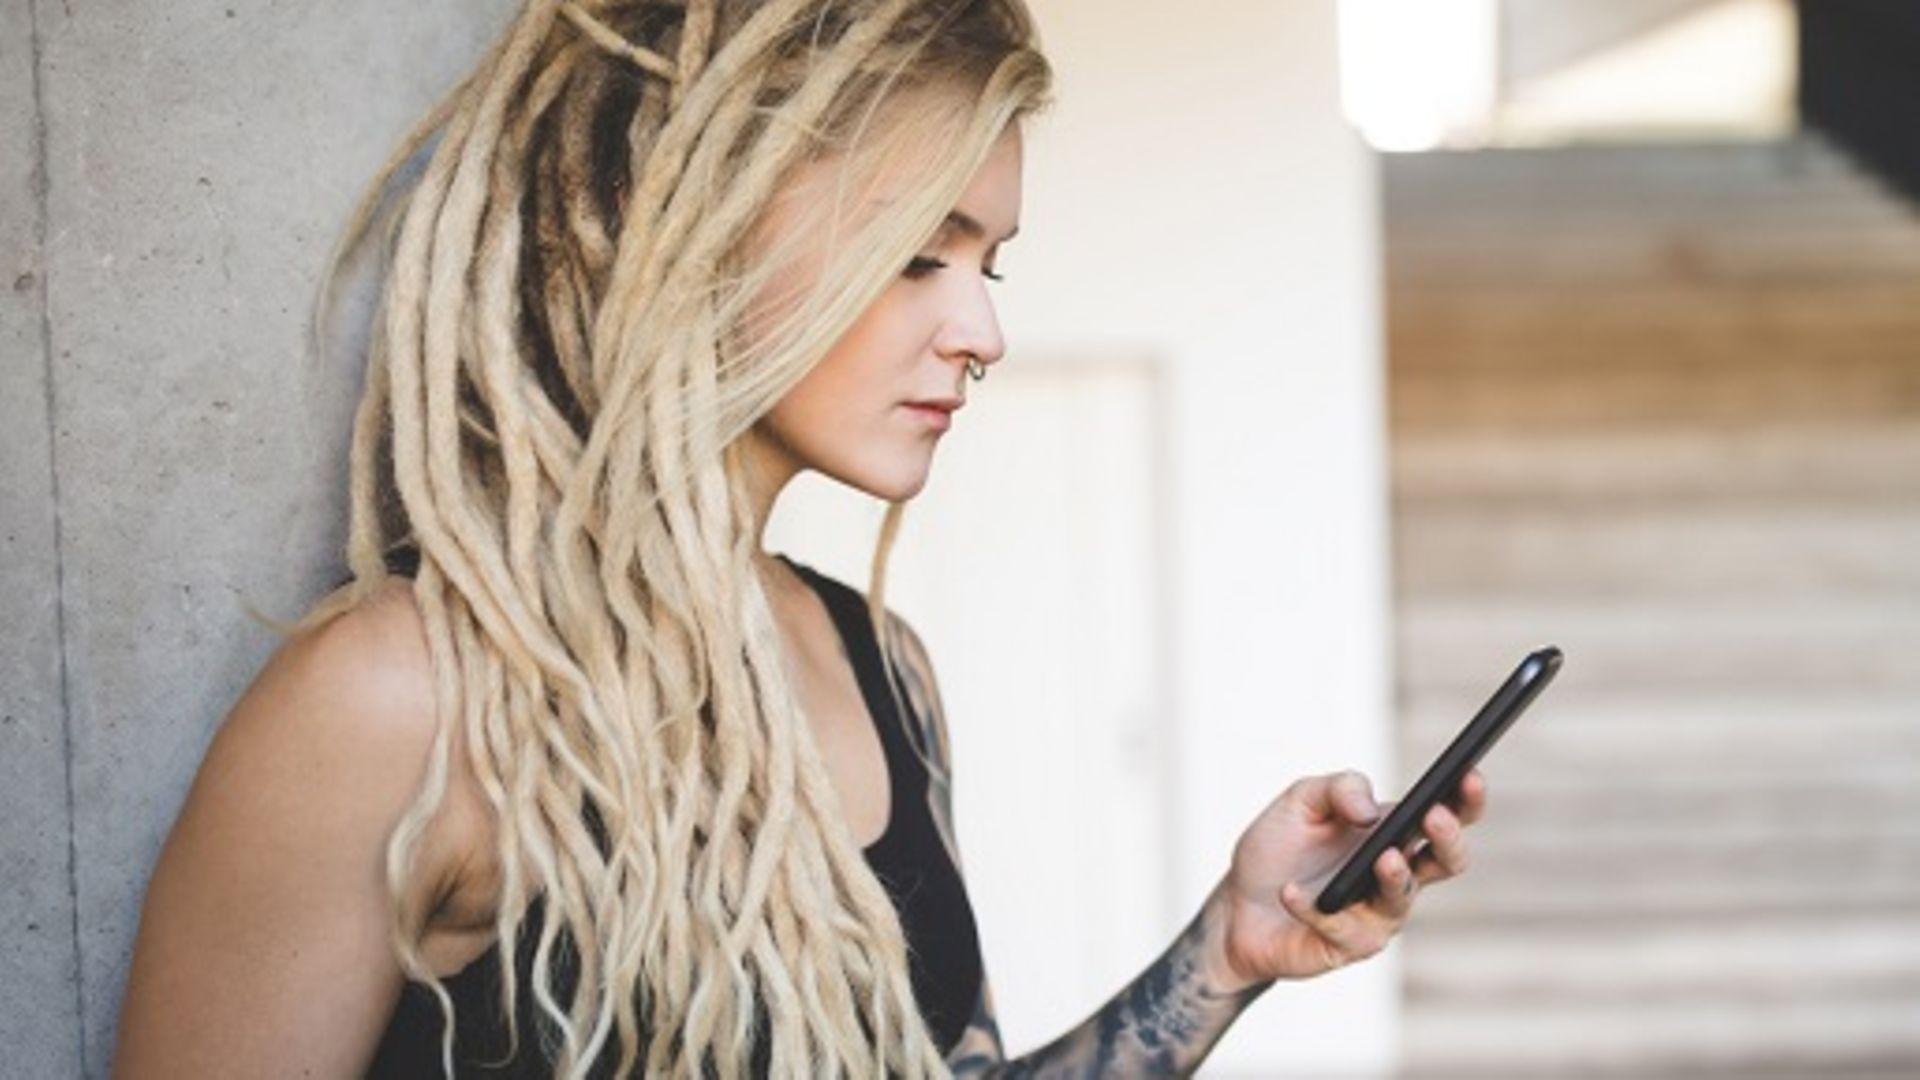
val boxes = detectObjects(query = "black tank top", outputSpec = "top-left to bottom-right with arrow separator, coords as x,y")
363,548 -> 984,1076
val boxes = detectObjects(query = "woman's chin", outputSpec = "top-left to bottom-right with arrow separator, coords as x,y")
816,439 -> 937,503
862,454 -> 935,502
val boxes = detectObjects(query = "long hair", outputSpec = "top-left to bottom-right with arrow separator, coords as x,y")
274,1 -> 1052,1075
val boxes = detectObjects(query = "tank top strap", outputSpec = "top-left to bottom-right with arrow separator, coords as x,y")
774,553 -> 930,807
771,554 -> 983,1050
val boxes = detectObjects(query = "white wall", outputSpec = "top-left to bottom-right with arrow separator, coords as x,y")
775,1 -> 1394,1074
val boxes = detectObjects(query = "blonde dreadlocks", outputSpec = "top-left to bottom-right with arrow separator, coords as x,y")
280,0 -> 1051,1075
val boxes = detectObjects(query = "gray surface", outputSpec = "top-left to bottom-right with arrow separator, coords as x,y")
2,1 -> 82,1076
6,2 -> 516,1074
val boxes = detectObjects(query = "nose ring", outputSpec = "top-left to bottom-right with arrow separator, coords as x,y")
965,356 -> 986,381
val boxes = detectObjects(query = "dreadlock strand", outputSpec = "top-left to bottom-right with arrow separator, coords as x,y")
673,0 -> 719,110
480,71 -> 662,917
554,57 -> 622,280
418,1 -> 564,673
586,0 -> 820,399
559,0 -> 680,81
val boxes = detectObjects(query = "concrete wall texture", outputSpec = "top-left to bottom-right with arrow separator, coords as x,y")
3,2 -> 515,1074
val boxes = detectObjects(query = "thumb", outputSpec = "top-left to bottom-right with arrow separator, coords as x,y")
1330,769 -> 1382,824
1291,770 -> 1382,824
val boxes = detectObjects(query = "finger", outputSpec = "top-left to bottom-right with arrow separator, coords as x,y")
1393,807 -> 1435,854
1372,848 -> 1415,920
1395,802 -> 1461,861
1409,844 -> 1452,887
1450,769 -> 1489,826
1279,881 -> 1369,959
1397,826 -> 1427,855
1329,770 -> 1382,826
1290,769 -> 1380,826
1420,806 -> 1471,880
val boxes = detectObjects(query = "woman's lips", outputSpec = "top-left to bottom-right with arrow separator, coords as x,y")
902,403 -> 953,431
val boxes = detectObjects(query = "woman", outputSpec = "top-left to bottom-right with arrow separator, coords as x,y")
113,0 -> 1485,1076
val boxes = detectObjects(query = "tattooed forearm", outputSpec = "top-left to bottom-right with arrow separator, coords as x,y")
954,885 -> 1273,1079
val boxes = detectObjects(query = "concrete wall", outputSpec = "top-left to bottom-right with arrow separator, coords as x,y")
4,1 -> 81,1074
3,2 -> 1387,1076
2,2 -> 517,1074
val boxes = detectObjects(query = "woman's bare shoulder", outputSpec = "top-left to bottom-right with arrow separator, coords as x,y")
201,573 -> 488,909
230,577 -> 449,823
288,576 -> 438,721
278,576 -> 495,904
114,576 -> 487,1075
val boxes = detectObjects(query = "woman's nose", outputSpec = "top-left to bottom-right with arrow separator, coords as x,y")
939,284 -> 1006,372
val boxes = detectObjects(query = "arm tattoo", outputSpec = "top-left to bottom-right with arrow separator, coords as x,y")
966,896 -> 1270,1079
882,613 -> 1273,1078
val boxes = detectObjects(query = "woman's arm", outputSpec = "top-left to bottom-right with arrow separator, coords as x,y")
113,581 -> 466,1078
882,613 -> 1273,1079
969,885 -> 1271,1078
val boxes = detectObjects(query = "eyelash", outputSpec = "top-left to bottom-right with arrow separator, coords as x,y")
905,256 -> 1004,282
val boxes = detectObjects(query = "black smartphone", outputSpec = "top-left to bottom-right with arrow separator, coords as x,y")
1313,645 -> 1564,914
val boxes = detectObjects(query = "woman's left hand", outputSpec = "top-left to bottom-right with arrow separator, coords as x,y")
1211,768 -> 1487,987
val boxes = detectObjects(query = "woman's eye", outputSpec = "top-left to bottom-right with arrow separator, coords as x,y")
902,255 -> 1006,282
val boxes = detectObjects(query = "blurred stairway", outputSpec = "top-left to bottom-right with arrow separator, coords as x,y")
1383,132 -> 1920,1077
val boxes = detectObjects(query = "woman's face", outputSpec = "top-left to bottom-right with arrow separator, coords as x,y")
742,122 -> 1023,503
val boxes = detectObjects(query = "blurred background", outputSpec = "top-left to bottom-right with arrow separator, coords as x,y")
1359,2 -> 1920,1077
3,1 -> 1913,1078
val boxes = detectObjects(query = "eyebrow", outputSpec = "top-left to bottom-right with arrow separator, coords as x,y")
944,209 -> 1019,243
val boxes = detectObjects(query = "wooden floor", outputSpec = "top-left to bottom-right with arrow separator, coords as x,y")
1383,134 -> 1920,1078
